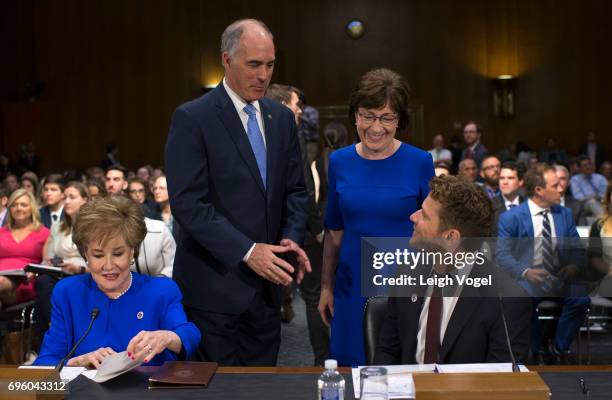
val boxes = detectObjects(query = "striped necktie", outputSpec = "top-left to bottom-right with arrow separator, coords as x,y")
243,103 -> 267,188
540,210 -> 555,274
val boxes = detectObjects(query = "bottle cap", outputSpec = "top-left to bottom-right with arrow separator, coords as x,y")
324,359 -> 337,370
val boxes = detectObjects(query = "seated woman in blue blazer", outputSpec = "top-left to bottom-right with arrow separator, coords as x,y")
34,196 -> 200,367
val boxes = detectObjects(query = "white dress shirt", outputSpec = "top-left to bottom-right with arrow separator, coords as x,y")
222,78 -> 266,262
428,148 -> 452,164
50,206 -> 64,227
503,194 -> 521,210
415,262 -> 474,364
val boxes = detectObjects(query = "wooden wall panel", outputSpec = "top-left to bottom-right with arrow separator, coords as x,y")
1,0 -> 611,173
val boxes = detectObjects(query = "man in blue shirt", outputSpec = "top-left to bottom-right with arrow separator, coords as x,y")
570,155 -> 607,202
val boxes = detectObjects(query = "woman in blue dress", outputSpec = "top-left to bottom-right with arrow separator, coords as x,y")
318,68 -> 434,366
34,196 -> 200,367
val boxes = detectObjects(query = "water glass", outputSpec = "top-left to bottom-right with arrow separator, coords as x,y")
360,366 -> 388,400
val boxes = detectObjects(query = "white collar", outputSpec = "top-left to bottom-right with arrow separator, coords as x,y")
469,141 -> 480,151
527,198 -> 549,217
223,78 -> 261,115
50,206 -> 63,217
502,194 -> 520,206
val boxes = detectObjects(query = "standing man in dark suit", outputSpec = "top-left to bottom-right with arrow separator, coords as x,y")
165,19 -> 310,366
374,175 -> 530,365
460,121 -> 488,168
579,131 -> 606,169
497,164 -> 589,363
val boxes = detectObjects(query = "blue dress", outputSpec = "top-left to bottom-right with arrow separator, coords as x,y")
325,143 -> 434,366
33,273 -> 201,366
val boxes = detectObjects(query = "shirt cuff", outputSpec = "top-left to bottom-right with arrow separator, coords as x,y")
242,243 -> 256,263
520,268 -> 529,279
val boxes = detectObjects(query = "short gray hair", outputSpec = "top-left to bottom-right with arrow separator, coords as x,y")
220,19 -> 273,56
554,164 -> 569,176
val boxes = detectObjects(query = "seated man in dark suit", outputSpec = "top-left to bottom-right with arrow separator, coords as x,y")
374,175 -> 530,365
555,164 -> 596,227
497,163 -> 589,364
493,161 -> 526,219
39,174 -> 65,229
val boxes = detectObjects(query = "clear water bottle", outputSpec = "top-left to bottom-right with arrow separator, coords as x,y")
317,359 -> 345,400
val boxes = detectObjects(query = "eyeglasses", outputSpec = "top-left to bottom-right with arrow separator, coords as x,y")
357,112 -> 398,127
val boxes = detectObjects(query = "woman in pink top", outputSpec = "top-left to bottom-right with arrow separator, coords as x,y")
0,188 -> 50,307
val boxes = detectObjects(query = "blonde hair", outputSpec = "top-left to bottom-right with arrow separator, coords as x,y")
6,188 -> 41,230
72,196 -> 146,259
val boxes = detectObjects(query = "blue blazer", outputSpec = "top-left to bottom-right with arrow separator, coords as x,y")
165,84 -> 308,314
496,201 -> 583,293
33,273 -> 200,366
39,206 -> 64,229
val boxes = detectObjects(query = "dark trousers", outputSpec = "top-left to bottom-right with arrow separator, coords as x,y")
531,296 -> 590,352
185,286 -> 281,366
34,274 -> 58,349
299,242 -> 329,366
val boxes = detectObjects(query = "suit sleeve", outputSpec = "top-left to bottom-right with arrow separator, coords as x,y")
32,283 -> 73,366
373,297 -> 402,365
165,107 -> 254,268
280,117 -> 309,244
160,279 -> 202,360
496,213 -> 526,279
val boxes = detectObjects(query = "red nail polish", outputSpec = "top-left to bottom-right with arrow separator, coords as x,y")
131,357 -> 135,360
127,352 -> 131,357
144,359 -> 148,363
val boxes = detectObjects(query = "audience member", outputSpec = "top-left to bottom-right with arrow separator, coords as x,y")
374,175 -> 530,365
570,155 -> 607,203
21,173 -> 39,198
460,121 -> 488,167
137,165 -> 154,186
555,165 -> 595,226
457,158 -> 478,183
3,173 -> 20,193
497,164 -> 589,364
579,131 -> 606,169
134,216 -> 176,278
152,167 -> 164,180
434,161 -> 451,177
17,143 -> 41,175
0,185 -> 8,226
87,178 -> 107,200
540,137 -> 569,165
448,135 -> 462,175
516,141 -> 535,167
480,155 -> 501,198
493,161 -> 526,217
100,143 -> 120,169
36,182 -> 89,341
128,177 -> 159,220
152,176 -> 178,239
165,18 -> 309,366
0,154 -> 14,181
39,174 -> 65,229
105,165 -> 129,196
33,196 -> 200,367
588,181 -> 612,277
0,189 -> 50,308
319,68 -> 434,366
428,134 -> 452,165
599,161 -> 611,181
296,91 -> 320,164
86,167 -> 105,181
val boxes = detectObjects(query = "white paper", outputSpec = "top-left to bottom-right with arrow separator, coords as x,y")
435,363 -> 529,373
352,365 -> 436,399
82,351 -> 142,383
18,365 -> 87,382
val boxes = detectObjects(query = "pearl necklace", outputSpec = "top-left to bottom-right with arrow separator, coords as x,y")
112,272 -> 133,300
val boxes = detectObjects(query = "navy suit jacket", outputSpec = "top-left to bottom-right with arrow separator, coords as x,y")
165,84 -> 308,314
496,201 -> 583,294
39,206 -> 64,229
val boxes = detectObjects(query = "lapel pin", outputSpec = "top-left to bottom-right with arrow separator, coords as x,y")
411,294 -> 418,303
137,311 -> 144,320
267,114 -> 272,120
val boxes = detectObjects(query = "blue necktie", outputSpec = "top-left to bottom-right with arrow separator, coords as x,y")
243,103 -> 267,189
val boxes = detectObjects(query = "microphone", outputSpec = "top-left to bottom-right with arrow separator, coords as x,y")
497,294 -> 520,373
55,308 -> 100,373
